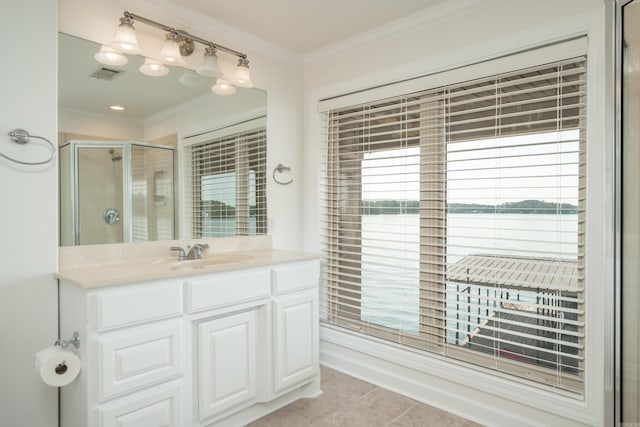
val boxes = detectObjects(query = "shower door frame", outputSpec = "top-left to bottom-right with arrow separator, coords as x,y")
67,141 -> 131,245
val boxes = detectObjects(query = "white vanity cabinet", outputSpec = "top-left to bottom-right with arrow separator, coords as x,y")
59,278 -> 185,427
59,257 -> 320,427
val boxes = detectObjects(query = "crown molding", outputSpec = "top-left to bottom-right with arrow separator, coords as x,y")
127,0 -> 303,65
304,0 -> 506,65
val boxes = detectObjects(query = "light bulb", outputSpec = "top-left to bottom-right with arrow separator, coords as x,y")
160,32 -> 185,65
111,16 -> 141,54
94,46 -> 128,66
211,78 -> 236,95
139,58 -> 169,77
232,57 -> 253,88
196,46 -> 223,78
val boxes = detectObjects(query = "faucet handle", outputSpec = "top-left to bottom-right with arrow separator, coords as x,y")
169,246 -> 187,261
187,243 -> 209,260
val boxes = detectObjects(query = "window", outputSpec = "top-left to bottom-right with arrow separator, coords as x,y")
186,123 -> 267,238
320,56 -> 586,393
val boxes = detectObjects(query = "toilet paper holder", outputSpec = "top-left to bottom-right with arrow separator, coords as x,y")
55,331 -> 80,350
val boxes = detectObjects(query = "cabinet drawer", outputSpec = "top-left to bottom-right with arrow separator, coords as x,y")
185,269 -> 270,314
272,260 -> 320,295
91,281 -> 182,331
99,380 -> 183,427
98,322 -> 182,401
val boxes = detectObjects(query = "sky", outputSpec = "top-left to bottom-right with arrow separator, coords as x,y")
361,130 -> 580,205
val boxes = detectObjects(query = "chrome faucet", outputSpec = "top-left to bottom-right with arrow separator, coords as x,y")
169,246 -> 187,261
187,243 -> 209,260
169,243 -> 210,261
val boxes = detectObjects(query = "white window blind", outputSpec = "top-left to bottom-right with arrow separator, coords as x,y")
320,56 -> 586,394
185,125 -> 267,238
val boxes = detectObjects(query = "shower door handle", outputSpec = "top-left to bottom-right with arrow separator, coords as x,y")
103,208 -> 121,225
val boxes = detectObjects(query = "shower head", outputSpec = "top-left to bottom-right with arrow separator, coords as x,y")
109,149 -> 122,162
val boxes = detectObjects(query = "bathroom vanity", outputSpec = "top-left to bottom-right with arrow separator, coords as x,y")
56,241 -> 320,427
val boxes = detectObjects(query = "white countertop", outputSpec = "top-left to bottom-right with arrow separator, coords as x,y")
56,236 -> 319,289
56,248 -> 320,289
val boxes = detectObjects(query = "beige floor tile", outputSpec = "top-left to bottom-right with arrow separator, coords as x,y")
245,401 -> 310,427
461,420 -> 485,427
320,366 -> 377,398
320,400 -> 395,427
249,367 -> 484,427
394,403 -> 469,427
358,387 -> 418,419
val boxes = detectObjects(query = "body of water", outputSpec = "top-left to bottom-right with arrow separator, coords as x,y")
359,213 -> 579,341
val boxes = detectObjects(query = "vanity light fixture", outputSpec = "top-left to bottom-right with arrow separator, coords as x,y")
109,105 -> 125,111
139,58 -> 169,77
103,11 -> 254,93
94,46 -> 128,66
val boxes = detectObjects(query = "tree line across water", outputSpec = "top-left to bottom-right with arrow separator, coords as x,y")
361,199 -> 578,215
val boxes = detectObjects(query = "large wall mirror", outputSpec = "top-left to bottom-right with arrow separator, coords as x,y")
58,33 -> 267,246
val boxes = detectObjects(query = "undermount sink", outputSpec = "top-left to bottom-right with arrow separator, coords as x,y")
168,253 -> 250,270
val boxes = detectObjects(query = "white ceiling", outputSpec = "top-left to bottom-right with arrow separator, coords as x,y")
173,0 -> 449,53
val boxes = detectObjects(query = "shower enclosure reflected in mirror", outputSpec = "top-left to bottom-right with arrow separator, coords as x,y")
58,32 -> 268,246
59,141 -> 175,246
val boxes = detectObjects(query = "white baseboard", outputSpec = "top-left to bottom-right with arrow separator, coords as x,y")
319,326 -> 593,427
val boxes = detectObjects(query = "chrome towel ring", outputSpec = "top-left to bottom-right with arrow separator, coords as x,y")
272,163 -> 293,185
2,129 -> 56,166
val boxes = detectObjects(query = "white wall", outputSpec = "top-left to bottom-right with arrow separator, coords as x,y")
303,0 -> 611,425
59,0 -> 305,251
59,108 -> 145,141
0,0 -> 59,426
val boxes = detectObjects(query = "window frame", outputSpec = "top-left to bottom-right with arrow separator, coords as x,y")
320,49 -> 587,395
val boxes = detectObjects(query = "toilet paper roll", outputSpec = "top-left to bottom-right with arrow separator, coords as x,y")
35,346 -> 81,387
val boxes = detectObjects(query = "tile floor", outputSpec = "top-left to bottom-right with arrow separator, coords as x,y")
248,366 -> 484,427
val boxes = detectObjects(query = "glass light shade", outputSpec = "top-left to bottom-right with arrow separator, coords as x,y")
139,58 -> 169,77
211,78 -> 237,96
160,33 -> 185,65
111,18 -> 141,54
179,70 -> 206,86
196,47 -> 223,78
232,58 -> 253,88
94,46 -> 128,66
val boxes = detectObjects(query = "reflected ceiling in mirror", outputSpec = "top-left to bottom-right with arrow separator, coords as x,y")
59,33 -> 266,120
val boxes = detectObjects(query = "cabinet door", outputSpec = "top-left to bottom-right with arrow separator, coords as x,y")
273,291 -> 319,393
198,310 -> 257,421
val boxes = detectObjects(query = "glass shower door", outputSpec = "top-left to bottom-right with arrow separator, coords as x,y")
76,146 -> 125,245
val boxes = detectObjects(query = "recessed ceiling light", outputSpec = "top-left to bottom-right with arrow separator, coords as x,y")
110,105 -> 125,111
